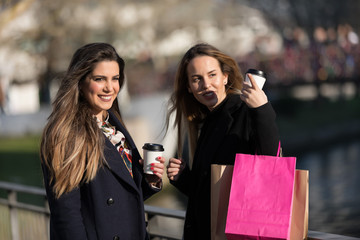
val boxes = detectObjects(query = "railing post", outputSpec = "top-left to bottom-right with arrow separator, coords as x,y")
44,199 -> 50,239
8,190 -> 19,240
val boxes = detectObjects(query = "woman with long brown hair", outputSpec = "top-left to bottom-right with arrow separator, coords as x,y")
41,42 -> 165,240
166,43 -> 279,239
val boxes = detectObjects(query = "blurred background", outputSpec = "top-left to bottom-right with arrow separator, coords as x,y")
0,0 -> 359,238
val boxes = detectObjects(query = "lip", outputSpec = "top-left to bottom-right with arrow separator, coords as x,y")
201,91 -> 215,97
99,95 -> 113,101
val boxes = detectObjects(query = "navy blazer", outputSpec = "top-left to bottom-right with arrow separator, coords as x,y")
42,110 -> 160,240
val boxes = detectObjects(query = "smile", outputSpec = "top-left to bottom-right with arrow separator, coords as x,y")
99,95 -> 112,101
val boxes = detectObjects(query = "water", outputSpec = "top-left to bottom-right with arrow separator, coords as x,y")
145,139 -> 360,238
295,139 -> 360,238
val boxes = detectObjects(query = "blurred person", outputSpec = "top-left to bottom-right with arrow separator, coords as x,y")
166,43 -> 279,239
41,43 -> 165,240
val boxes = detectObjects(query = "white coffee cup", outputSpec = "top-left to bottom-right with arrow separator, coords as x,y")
244,69 -> 267,89
142,143 -> 164,174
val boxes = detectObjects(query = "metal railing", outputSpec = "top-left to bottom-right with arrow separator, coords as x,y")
0,181 -> 359,240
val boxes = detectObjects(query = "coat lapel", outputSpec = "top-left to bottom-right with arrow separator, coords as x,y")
103,111 -> 142,195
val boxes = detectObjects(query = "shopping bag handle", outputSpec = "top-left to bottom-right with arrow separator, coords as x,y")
277,141 -> 282,157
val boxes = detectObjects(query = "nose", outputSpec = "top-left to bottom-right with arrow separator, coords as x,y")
104,79 -> 113,92
203,77 -> 211,90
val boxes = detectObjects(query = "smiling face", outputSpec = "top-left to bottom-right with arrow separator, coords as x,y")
187,56 -> 228,111
81,60 -> 120,121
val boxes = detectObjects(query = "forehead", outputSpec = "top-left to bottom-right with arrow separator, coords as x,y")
187,56 -> 220,74
92,60 -> 119,74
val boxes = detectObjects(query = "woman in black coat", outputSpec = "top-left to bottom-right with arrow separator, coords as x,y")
166,43 -> 279,240
41,43 -> 165,240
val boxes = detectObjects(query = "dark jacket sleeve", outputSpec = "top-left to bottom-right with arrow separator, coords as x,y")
41,164 -> 88,240
249,101 -> 280,156
141,174 -> 162,200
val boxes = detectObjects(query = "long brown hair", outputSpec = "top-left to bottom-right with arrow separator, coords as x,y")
166,43 -> 244,165
41,43 -> 125,198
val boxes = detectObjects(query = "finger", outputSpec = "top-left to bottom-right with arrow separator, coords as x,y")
156,156 -> 166,163
151,164 -> 164,173
152,169 -> 163,176
153,171 -> 163,179
247,73 -> 259,90
167,159 -> 182,168
167,172 -> 178,179
150,165 -> 163,177
169,158 -> 183,164
167,167 -> 180,174
240,89 -> 250,98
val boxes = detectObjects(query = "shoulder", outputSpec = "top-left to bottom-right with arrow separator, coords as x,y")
224,94 -> 247,118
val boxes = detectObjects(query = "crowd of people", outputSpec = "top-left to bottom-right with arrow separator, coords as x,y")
126,24 -> 360,96
240,24 -> 360,85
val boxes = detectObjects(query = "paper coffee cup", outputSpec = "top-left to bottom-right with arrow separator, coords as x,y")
244,69 -> 267,89
142,143 -> 164,174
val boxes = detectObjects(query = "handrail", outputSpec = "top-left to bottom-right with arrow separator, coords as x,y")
0,181 -> 359,240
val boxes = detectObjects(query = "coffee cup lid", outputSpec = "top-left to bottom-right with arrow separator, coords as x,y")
246,69 -> 267,78
142,143 -> 164,151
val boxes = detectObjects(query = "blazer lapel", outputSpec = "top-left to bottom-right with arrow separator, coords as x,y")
103,111 -> 142,194
104,138 -> 140,195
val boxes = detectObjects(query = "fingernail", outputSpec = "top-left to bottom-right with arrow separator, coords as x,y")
150,167 -> 154,170
151,163 -> 154,166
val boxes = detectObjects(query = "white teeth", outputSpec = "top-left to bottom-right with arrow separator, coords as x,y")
100,96 -> 111,100
204,92 -> 213,96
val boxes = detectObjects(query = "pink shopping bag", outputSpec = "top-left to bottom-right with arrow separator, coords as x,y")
225,149 -> 296,240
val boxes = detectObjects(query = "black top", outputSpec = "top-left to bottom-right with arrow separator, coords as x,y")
171,94 -> 280,240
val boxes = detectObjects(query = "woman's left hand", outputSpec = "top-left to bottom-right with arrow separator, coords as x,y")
240,73 -> 268,108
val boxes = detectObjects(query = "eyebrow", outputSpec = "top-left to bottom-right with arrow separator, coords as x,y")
91,74 -> 120,78
190,69 -> 216,78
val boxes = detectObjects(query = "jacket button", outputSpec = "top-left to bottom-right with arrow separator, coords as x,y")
107,198 -> 114,205
113,236 -> 119,240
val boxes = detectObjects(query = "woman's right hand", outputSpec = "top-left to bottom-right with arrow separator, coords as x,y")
166,158 -> 185,181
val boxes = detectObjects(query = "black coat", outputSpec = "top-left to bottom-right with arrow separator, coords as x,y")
171,94 -> 279,240
42,110 -> 160,240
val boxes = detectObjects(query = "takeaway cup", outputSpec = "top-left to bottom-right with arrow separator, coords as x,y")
142,143 -> 164,174
244,69 -> 267,89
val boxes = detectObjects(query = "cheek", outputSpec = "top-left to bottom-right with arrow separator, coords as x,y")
114,82 -> 120,94
86,82 -> 102,94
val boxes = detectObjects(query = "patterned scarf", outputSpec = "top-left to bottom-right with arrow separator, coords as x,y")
96,114 -> 133,178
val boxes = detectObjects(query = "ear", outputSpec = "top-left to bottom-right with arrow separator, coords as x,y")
223,73 -> 229,85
